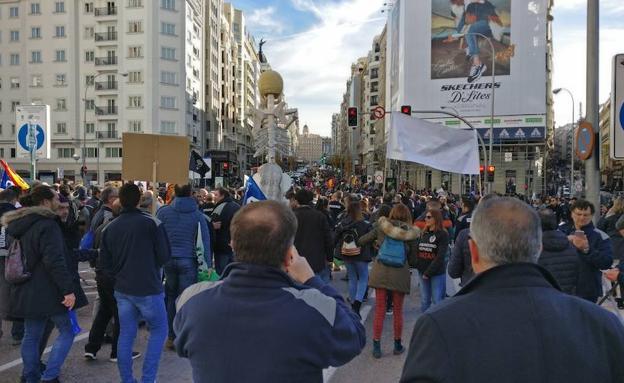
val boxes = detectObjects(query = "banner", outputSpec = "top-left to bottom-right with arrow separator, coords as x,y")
189,150 -> 211,177
0,160 -> 30,190
243,177 -> 267,205
387,114 -> 480,175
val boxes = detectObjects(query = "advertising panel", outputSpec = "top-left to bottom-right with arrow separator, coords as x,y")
388,0 -> 548,138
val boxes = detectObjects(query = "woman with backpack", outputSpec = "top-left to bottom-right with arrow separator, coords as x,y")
414,208 -> 450,313
358,204 -> 420,359
334,201 -> 372,317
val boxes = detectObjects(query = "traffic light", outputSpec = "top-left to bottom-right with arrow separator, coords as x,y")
347,107 -> 358,128
487,165 -> 495,182
222,162 -> 229,174
479,165 -> 485,177
401,105 -> 412,115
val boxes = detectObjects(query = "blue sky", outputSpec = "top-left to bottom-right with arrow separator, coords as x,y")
233,0 -> 624,136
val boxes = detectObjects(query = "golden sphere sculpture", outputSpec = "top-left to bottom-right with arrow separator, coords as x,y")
258,70 -> 284,98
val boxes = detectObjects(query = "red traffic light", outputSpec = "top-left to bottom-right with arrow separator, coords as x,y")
348,107 -> 357,117
487,166 -> 495,172
401,105 -> 412,115
479,165 -> 485,173
222,162 -> 229,170
347,107 -> 358,127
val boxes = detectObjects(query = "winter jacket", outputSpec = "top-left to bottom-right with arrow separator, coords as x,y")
538,230 -> 580,295
0,202 -> 17,319
174,263 -> 365,383
454,210 -> 472,240
558,222 -> 613,301
334,217 -> 373,263
328,201 -> 344,223
157,197 -> 212,266
597,213 -> 623,237
89,205 -> 113,233
211,197 -> 240,255
293,206 -> 334,273
359,217 -> 420,294
448,228 -> 473,286
99,208 -> 171,296
2,207 -> 74,319
414,229 -> 449,277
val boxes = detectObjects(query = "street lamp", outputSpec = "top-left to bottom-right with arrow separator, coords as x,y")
72,153 -> 81,182
553,88 -> 575,197
83,71 -> 127,186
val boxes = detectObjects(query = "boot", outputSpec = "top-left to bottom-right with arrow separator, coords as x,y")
393,339 -> 405,355
351,300 -> 362,318
372,340 -> 382,359
617,298 -> 624,310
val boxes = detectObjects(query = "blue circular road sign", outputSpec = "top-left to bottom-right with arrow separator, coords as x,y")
619,102 -> 624,131
17,124 -> 45,151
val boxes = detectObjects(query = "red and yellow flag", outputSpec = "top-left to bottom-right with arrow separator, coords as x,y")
0,160 -> 30,190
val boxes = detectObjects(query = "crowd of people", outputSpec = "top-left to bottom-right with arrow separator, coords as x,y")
1,177 -> 624,382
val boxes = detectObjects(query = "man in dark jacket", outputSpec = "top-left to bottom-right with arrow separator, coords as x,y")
211,187 -> 240,275
99,183 -> 171,383
558,199 -> 613,302
0,188 -> 21,343
401,197 -> 624,383
88,186 -> 117,234
328,191 -> 345,223
293,189 -> 333,282
174,200 -> 365,383
538,208 -> 579,295
454,196 -> 474,240
156,184 -> 211,349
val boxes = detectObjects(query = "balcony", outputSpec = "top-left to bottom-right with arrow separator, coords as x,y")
97,131 -> 118,139
95,81 -> 118,91
95,32 -> 117,42
95,56 -> 117,66
95,106 -> 118,116
94,7 -> 117,16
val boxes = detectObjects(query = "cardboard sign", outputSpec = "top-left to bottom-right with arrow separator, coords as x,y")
122,133 -> 189,185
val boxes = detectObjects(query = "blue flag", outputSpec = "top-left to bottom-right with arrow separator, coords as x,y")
0,170 -> 10,189
243,176 -> 267,205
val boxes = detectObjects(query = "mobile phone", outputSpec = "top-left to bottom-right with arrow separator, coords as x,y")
574,230 -> 585,238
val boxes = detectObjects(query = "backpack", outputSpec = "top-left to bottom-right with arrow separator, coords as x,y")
340,227 -> 361,257
378,237 -> 406,268
4,237 -> 31,284
79,230 -> 96,250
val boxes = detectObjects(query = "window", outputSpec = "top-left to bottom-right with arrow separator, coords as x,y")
31,27 -> 41,39
370,95 -> 379,106
31,3 -> 41,14
161,71 -> 177,85
55,50 -> 66,62
161,22 -> 176,35
84,27 -> 94,39
11,102 -> 20,112
370,68 -> 379,79
128,96 -> 143,108
31,51 -> 42,63
85,75 -> 94,86
370,81 -> 379,93
10,7 -> 19,18
55,26 -> 66,38
10,148 -> 16,158
85,51 -> 94,62
56,122 -> 67,134
161,121 -> 176,133
161,0 -> 175,10
55,2 -> 65,13
128,46 -> 143,58
11,125 -> 16,135
128,0 -> 143,7
161,47 -> 176,60
127,71 -> 142,83
85,100 -> 95,110
10,31 -> 19,42
128,120 -> 142,132
10,54 -> 19,66
57,148 -> 75,158
105,147 -> 122,158
56,99 -> 67,111
128,21 -> 143,33
85,123 -> 95,133
84,148 -> 98,158
0,149 -> 3,158
84,2 -> 94,13
160,96 -> 176,109
10,78 -> 20,89
31,75 -> 43,87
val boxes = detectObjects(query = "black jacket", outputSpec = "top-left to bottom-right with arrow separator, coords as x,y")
334,217 -> 373,263
400,263 -> 624,383
211,197 -> 240,255
0,202 -> 17,319
454,210 -> 472,240
414,229 -> 449,277
328,201 -> 344,223
597,213 -> 623,237
2,207 -> 74,319
447,228 -> 473,286
294,206 -> 334,273
538,230 -> 580,295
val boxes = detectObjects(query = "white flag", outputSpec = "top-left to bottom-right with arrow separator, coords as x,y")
387,113 -> 480,175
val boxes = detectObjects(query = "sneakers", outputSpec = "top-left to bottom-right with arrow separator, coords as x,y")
109,351 -> 141,363
393,339 -> 405,355
467,63 -> 487,83
372,340 -> 382,359
84,352 -> 97,361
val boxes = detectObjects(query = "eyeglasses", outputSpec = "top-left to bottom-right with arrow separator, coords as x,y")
425,215 -> 433,219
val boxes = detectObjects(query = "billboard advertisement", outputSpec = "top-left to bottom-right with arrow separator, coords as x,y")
388,0 -> 548,139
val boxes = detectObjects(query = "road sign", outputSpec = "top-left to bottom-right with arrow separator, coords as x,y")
576,121 -> 595,161
372,106 -> 386,120
374,170 -> 384,184
504,152 -> 513,162
611,53 -> 624,159
15,105 -> 50,159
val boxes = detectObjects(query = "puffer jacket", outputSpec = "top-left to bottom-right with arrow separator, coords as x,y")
359,217 -> 420,294
538,230 -> 580,295
448,228 -> 473,286
2,207 -> 74,319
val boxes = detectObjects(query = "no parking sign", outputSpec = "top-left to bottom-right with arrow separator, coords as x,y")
611,54 -> 624,159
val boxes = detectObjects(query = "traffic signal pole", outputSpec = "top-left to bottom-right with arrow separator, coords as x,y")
586,0 -> 600,220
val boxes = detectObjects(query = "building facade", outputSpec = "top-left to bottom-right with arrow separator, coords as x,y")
296,124 -> 323,164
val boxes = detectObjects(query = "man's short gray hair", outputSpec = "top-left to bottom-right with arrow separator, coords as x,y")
470,197 -> 542,265
101,186 -> 118,204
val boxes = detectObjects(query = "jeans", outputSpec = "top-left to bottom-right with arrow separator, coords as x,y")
345,261 -> 369,302
164,258 -> 198,340
85,277 -> 120,357
22,313 -> 75,383
115,291 -> 168,383
214,252 -> 233,276
417,272 -> 446,313
466,20 -> 492,57
316,267 -> 331,284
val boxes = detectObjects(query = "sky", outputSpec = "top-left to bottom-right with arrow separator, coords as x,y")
233,0 -> 624,136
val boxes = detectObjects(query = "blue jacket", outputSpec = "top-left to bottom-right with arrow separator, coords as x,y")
100,208 -> 171,296
157,197 -> 211,267
174,263 -> 366,383
558,222 -> 613,300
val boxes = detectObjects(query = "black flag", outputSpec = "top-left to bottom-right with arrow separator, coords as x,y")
189,150 -> 210,177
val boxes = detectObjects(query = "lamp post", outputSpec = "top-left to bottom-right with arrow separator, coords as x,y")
72,153 -> 81,182
553,88 -> 575,197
